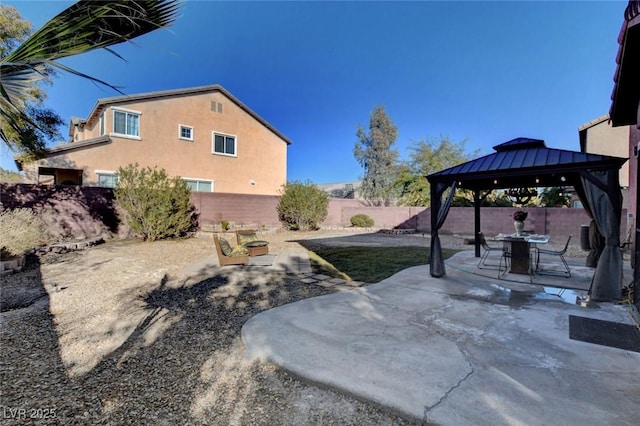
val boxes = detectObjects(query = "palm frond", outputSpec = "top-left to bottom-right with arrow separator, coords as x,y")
0,0 -> 183,153
43,61 -> 126,94
0,62 -> 48,112
5,0 -> 183,63
0,62 -> 54,153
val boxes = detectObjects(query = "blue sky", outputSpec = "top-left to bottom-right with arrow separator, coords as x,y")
1,0 -> 628,184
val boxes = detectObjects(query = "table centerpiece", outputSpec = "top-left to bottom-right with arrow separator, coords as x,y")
513,210 -> 528,236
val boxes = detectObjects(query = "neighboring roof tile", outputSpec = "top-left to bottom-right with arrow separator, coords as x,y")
609,0 -> 640,126
624,0 -> 640,20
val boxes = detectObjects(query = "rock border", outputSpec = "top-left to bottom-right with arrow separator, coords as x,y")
36,236 -> 105,255
0,254 -> 26,276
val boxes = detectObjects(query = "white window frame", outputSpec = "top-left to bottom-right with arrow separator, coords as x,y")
110,107 -> 141,140
212,132 -> 237,157
95,170 -> 118,188
99,112 -> 105,136
178,124 -> 194,141
182,177 -> 214,192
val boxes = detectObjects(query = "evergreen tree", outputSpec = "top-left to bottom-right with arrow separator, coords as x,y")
353,105 -> 398,206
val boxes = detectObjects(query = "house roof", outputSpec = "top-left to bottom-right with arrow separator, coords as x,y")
69,116 -> 87,138
427,137 -> 627,191
578,114 -> 610,153
577,114 -> 610,132
14,135 -> 111,170
83,84 -> 292,144
609,0 -> 640,126
45,135 -> 110,154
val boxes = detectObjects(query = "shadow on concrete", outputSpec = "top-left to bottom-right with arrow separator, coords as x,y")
242,251 -> 640,425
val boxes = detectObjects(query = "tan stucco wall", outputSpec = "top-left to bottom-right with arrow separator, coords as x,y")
583,120 -> 630,187
30,90 -> 287,195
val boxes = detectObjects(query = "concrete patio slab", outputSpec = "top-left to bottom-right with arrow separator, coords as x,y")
242,250 -> 640,425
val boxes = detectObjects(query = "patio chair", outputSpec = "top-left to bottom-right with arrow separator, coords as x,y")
497,242 -> 511,278
620,228 -> 632,252
477,232 -> 502,269
535,235 -> 572,278
214,234 -> 249,266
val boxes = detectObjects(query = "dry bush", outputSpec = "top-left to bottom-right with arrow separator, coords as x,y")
114,164 -> 196,241
277,181 -> 328,231
0,208 -> 45,257
350,214 -> 374,227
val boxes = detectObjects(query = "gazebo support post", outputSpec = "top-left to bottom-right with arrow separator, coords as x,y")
429,181 -> 457,277
429,183 -> 443,277
635,149 -> 639,306
474,190 -> 481,257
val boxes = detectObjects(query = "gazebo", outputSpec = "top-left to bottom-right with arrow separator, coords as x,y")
426,137 -> 628,302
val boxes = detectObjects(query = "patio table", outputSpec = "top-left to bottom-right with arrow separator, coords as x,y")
492,234 -> 550,275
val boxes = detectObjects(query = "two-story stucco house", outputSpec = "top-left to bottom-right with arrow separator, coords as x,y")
17,84 -> 290,195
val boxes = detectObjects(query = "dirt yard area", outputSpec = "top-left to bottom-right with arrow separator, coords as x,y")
0,230 -> 418,425
0,228 -> 587,425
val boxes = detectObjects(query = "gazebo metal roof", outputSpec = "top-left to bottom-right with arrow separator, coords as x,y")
427,138 -> 627,191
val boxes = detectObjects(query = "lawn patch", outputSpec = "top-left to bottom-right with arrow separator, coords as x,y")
308,246 -> 458,283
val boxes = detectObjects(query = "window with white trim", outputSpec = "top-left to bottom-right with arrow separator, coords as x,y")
96,172 -> 118,188
99,112 -> 105,136
183,178 -> 213,192
212,132 -> 236,156
179,125 -> 193,141
112,108 -> 140,137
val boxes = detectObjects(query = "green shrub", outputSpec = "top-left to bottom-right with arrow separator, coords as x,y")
350,213 -> 374,228
277,181 -> 329,231
220,220 -> 230,231
114,164 -> 196,241
0,208 -> 45,258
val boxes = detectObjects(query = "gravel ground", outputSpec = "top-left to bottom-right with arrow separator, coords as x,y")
0,229 -> 589,425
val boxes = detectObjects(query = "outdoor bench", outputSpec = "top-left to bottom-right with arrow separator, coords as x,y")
236,230 -> 269,256
214,234 -> 249,266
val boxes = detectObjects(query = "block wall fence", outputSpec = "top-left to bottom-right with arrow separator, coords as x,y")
1,184 -> 628,244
